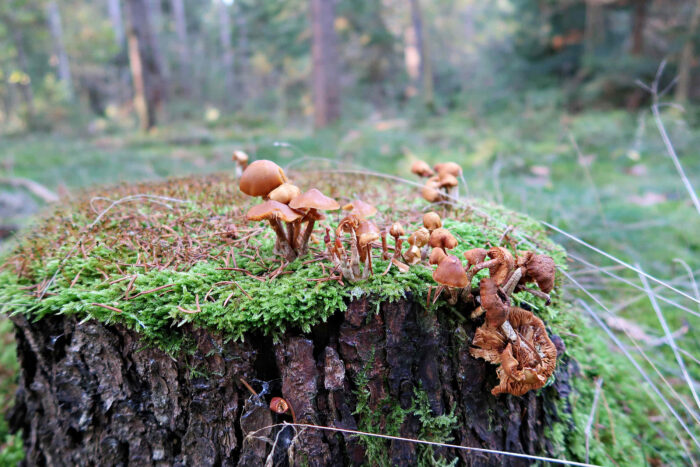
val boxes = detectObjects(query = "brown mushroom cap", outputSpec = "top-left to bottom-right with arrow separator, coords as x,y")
429,228 -> 458,251
411,160 -> 434,178
470,307 -> 557,396
429,247 -> 447,265
411,227 -> 430,248
239,160 -> 288,197
389,222 -> 404,237
480,277 -> 508,328
289,188 -> 340,211
421,177 -> 443,203
268,183 -> 301,205
232,150 -> 249,165
464,248 -> 488,267
433,255 -> 469,288
342,200 -> 377,218
518,252 -> 556,294
246,200 -> 303,223
423,212 -> 442,231
487,246 -> 515,285
437,173 -> 459,189
434,162 -> 462,177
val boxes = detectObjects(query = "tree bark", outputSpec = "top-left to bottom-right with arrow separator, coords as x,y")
9,296 -> 574,466
170,0 -> 192,97
630,0 -> 647,56
408,0 -> 434,108
311,0 -> 341,128
10,27 -> 34,115
46,1 -> 73,99
676,0 -> 700,103
218,0 -> 235,107
125,0 -> 167,131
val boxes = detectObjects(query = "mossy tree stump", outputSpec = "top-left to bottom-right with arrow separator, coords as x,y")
1,172 -> 680,466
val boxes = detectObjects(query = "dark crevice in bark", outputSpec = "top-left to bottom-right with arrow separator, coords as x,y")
9,295 -> 574,466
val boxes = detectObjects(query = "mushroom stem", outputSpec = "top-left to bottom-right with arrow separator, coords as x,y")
381,231 -> 389,260
350,231 -> 361,278
391,236 -> 403,261
269,219 -> 296,262
502,267 -> 523,298
299,218 -> 317,256
447,287 -> 458,305
286,222 -> 297,252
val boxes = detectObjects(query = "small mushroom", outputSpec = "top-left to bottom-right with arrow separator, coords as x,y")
232,150 -> 249,178
423,212 -> 442,232
239,160 -> 288,198
437,173 -> 459,199
428,228 -> 458,253
268,183 -> 301,205
421,176 -> 444,203
433,254 -> 469,304
342,200 -> 377,219
246,200 -> 303,261
463,248 -> 488,270
356,219 -> 380,278
517,251 -> 556,294
389,222 -> 404,261
411,160 -> 435,178
289,188 -> 340,256
484,246 -> 515,286
429,247 -> 447,265
433,162 -> 462,177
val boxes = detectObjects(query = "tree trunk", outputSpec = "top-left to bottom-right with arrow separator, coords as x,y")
235,3 -> 250,107
676,0 -> 700,103
170,0 -> 192,97
46,1 -> 73,99
311,0 -> 341,128
107,0 -> 126,47
9,296 -> 574,466
218,0 -> 235,108
10,27 -> 34,115
630,0 -> 647,56
125,0 -> 166,131
408,0 -> 433,109
583,0 -> 605,64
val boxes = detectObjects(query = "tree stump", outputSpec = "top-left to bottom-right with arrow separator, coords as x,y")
9,293 -> 573,466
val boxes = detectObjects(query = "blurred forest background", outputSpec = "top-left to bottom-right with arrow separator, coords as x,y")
1,0 -> 700,464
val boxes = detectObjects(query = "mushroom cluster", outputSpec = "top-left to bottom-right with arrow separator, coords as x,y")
411,160 -> 463,203
239,160 -> 339,262
420,220 -> 558,396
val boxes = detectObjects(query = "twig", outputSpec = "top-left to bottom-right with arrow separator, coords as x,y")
91,303 -> 123,313
0,176 -> 58,203
127,284 -> 175,300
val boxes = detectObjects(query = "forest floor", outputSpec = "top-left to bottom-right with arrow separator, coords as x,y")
1,104 -> 699,463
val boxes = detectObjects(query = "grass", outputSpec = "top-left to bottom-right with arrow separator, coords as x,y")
1,94 -> 699,464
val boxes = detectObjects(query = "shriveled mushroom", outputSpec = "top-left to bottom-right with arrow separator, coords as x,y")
411,160 -> 435,178
463,248 -> 488,270
239,160 -> 287,198
289,188 -> 340,256
470,307 -> 557,396
513,251 -> 556,302
468,246 -> 515,286
246,200 -> 303,261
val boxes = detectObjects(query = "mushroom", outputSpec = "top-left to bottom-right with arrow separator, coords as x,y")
342,200 -> 377,219
423,212 -> 442,232
470,307 -> 557,396
428,228 -> 458,253
421,176 -> 444,204
432,254 -> 469,304
232,151 -> 250,178
470,246 -> 514,286
239,160 -> 287,198
289,188 -> 340,256
411,160 -> 435,178
429,247 -> 447,265
433,162 -> 462,178
437,173 -> 459,199
513,251 -> 556,303
479,278 -> 508,328
268,183 -> 301,205
246,200 -> 303,261
463,248 -> 487,270
356,219 -> 380,278
389,222 -> 404,261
